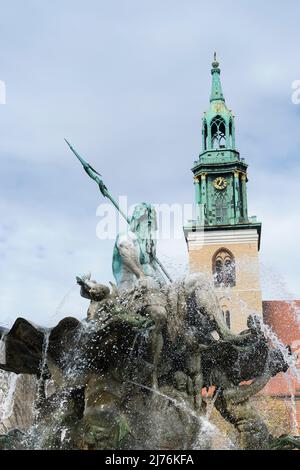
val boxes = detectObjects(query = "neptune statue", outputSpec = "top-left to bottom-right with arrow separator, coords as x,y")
0,141 -> 298,450
112,203 -> 165,290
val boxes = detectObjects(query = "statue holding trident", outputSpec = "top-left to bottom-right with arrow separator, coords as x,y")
112,202 -> 166,291
65,140 -> 247,349
65,140 -> 170,388
64,139 -> 172,288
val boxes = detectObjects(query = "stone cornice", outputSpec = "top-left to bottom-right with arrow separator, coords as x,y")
186,228 -> 259,248
184,223 -> 262,250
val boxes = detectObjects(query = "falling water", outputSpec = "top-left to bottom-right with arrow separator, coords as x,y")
240,297 -> 299,430
128,380 -> 235,449
40,330 -> 50,380
129,380 -> 199,417
251,315 -> 299,434
0,373 -> 18,422
0,334 -> 5,364
128,331 -> 141,359
33,330 -> 51,422
285,373 -> 299,435
1,264 -> 298,449
159,253 -> 189,281
253,316 -> 300,381
50,284 -> 79,321
205,387 -> 221,420
260,263 -> 300,330
192,416 -> 236,450
60,428 -> 68,443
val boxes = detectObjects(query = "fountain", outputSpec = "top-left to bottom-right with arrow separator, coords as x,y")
0,270 -> 298,450
0,143 -> 299,451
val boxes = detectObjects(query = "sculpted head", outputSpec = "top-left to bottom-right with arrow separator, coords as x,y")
173,371 -> 188,392
129,203 -> 157,236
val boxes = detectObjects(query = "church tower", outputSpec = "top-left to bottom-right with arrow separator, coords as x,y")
184,54 -> 262,333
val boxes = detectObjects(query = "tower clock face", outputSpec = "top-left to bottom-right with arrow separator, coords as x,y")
213,176 -> 227,190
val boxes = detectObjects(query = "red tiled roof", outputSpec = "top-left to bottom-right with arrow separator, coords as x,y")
262,300 -> 300,397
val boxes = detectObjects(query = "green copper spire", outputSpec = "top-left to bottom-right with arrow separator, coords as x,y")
185,55 -> 261,251
210,52 -> 225,103
201,54 -> 236,152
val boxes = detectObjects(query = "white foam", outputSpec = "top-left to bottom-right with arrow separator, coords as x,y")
0,336 -> 6,364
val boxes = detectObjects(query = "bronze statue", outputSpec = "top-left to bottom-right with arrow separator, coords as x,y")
0,142 -> 298,450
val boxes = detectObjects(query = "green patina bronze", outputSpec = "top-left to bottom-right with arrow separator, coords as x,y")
65,139 -> 172,283
186,54 -> 261,247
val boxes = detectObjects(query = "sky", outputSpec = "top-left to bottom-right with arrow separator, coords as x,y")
0,0 -> 300,327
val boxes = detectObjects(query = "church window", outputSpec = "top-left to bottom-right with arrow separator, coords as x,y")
225,310 -> 231,328
211,115 -> 226,149
215,192 -> 227,224
229,119 -> 233,148
203,121 -> 208,150
213,249 -> 236,287
221,308 -> 231,329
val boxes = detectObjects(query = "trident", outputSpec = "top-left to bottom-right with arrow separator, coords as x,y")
65,139 -> 173,283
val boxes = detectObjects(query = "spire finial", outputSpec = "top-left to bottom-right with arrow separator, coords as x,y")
212,52 -> 219,69
210,53 -> 224,102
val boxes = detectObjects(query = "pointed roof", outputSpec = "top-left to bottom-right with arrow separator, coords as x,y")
203,53 -> 233,125
210,52 -> 225,103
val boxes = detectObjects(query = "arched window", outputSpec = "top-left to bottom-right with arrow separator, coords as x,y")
215,192 -> 227,225
229,119 -> 233,148
213,248 -> 236,287
211,116 -> 226,149
221,309 -> 231,329
225,310 -> 231,329
203,121 -> 208,150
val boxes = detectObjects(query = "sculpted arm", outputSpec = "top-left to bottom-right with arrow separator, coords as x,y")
223,372 -> 270,404
185,274 -> 252,343
185,274 -> 231,338
117,238 -> 145,279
